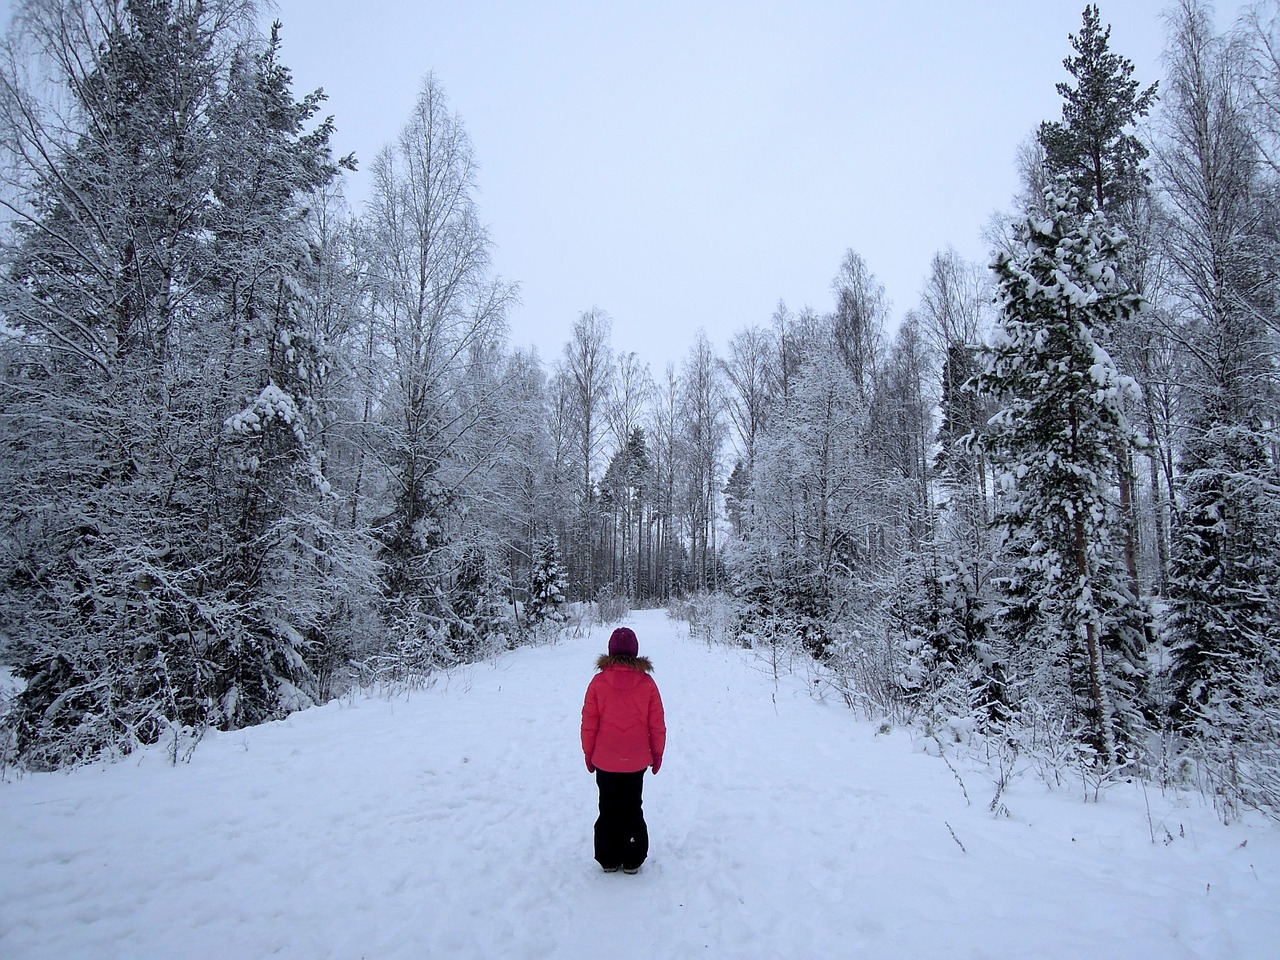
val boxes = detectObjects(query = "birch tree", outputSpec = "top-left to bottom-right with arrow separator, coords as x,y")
1157,4 -> 1280,793
362,74 -> 514,662
679,331 -> 725,592
720,324 -> 775,470
559,307 -> 612,597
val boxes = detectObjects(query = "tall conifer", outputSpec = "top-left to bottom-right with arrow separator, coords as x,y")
971,188 -> 1150,763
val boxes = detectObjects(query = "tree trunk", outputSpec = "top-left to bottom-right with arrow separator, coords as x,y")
1148,447 -> 1170,595
1116,441 -> 1140,593
1076,513 -> 1117,766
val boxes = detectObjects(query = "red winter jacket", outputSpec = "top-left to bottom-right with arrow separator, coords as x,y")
581,655 -> 666,774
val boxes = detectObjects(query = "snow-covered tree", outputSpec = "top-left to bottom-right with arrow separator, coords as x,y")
878,313 -> 935,542
970,187 -> 1151,764
1038,4 -> 1162,594
885,537 -> 1007,732
361,74 -> 514,652
0,2 -> 352,765
525,534 -> 568,632
679,332 -> 726,593
734,327 -> 871,654
449,539 -> 513,659
205,21 -> 354,729
1157,4 -> 1280,799
602,354 -> 655,598
1038,4 -> 1159,215
559,308 -> 613,597
720,326 -> 776,470
723,459 -> 750,539
830,249 -> 886,397
483,348 -> 560,606
646,363 -> 688,599
601,427 -> 654,598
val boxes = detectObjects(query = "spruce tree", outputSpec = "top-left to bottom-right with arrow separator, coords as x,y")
1167,421 -> 1280,722
723,460 -> 750,539
209,22 -> 350,727
450,542 -> 511,658
934,342 -> 985,490
2,0 -> 228,766
0,4 -> 346,765
526,535 -> 568,632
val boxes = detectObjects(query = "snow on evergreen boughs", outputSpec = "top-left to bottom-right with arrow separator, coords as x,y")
525,534 -> 568,635
449,540 -> 514,657
0,5 -> 354,767
970,186 -> 1151,765
225,383 -> 307,442
1163,378 -> 1280,820
1167,424 -> 1280,712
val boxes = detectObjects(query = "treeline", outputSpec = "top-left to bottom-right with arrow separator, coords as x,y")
713,1 -> 1280,819
0,0 -> 747,767
1,0 -> 1278,813
0,1 -> 527,766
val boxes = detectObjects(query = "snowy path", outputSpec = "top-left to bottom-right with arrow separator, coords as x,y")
2,608 -> 1278,959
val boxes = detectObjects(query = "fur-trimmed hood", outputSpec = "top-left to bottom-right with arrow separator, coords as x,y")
595,654 -> 653,673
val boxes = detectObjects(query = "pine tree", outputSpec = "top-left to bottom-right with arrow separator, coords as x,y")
970,187 -> 1150,764
1038,4 -> 1158,214
1038,4 -> 1160,594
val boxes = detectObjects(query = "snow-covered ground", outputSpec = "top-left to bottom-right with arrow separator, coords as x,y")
1,608 -> 1277,959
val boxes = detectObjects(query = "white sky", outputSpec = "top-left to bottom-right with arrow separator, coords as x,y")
1,1 -> 1251,371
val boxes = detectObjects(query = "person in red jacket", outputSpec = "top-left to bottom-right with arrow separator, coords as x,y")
581,626 -> 666,874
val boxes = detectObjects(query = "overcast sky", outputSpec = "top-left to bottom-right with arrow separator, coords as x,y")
1,1 -> 1251,372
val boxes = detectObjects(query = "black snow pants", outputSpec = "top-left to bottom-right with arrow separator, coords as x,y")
594,769 -> 648,869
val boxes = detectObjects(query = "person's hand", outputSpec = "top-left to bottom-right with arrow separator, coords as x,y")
651,757 -> 662,775
585,758 -> 595,773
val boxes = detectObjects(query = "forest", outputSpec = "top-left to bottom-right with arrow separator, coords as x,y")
0,0 -> 1277,821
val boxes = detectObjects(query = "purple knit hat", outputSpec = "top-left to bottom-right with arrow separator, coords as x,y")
608,627 -> 639,658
